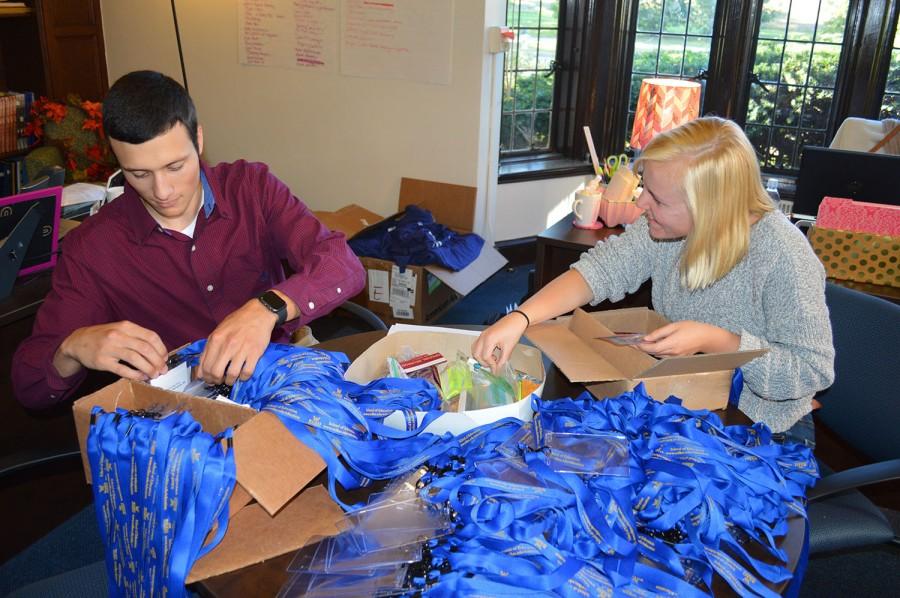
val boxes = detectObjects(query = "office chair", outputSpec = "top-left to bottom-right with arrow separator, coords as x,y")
309,299 -> 387,341
806,283 -> 900,554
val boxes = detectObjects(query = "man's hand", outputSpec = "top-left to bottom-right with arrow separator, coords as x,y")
54,322 -> 168,380
197,297 -> 281,385
636,320 -> 740,357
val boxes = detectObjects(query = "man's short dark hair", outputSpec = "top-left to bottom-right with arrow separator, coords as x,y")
103,70 -> 199,150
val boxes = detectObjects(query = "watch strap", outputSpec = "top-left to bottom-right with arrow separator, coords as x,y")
257,291 -> 288,326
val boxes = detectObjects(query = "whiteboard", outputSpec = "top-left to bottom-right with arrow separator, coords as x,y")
340,0 -> 454,85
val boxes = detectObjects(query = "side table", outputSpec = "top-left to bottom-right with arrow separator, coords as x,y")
534,213 -> 652,310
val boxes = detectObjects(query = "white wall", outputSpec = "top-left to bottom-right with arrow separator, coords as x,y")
495,175 -> 592,241
99,1 -> 578,244
100,1 -> 509,239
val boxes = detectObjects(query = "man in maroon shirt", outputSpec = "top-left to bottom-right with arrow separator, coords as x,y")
12,71 -> 366,408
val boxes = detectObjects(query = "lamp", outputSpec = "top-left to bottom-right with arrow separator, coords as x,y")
630,78 -> 701,150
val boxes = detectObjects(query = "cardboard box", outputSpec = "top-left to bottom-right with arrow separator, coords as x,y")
314,178 -> 508,325
72,380 -> 346,583
524,308 -> 767,410
344,325 -> 545,436
807,225 -> 900,288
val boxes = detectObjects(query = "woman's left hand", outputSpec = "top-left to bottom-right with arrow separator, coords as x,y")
636,320 -> 740,357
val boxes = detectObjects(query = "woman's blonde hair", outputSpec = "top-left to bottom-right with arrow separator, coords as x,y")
635,116 -> 774,290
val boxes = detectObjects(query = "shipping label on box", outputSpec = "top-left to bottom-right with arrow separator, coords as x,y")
390,264 -> 417,319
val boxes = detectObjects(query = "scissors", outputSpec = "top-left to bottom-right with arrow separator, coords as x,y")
603,154 -> 629,179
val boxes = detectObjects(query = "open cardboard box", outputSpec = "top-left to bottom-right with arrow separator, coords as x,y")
525,308 -> 767,410
72,380 -> 346,583
314,178 -> 508,325
344,325 -> 545,436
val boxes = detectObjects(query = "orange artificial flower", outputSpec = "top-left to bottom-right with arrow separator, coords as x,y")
43,100 -> 67,123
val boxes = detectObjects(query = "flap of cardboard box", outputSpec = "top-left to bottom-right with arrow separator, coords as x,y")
525,309 -> 656,382
73,380 -> 328,518
590,307 -> 671,333
313,204 -> 384,238
73,380 -> 258,484
186,485 -> 344,583
232,411 -> 327,516
526,308 -> 767,384
399,177 -> 476,233
586,370 -> 735,411
635,349 -> 768,378
424,244 -> 508,296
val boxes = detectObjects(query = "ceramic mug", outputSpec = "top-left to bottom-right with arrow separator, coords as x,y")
572,189 -> 603,228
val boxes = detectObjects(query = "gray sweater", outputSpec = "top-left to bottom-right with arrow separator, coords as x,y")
572,211 -> 835,433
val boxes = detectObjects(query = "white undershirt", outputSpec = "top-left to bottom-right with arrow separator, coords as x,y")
178,188 -> 204,238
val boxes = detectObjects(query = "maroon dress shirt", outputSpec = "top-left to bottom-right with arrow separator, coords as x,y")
12,160 -> 365,408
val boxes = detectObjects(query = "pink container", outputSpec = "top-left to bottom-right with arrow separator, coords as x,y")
815,197 -> 900,236
599,198 -> 644,227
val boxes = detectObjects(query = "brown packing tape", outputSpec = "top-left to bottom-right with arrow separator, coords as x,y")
186,485 -> 345,583
232,411 -> 327,516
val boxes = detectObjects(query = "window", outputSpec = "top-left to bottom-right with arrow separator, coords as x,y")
500,0 -> 900,180
882,24 -> 900,118
500,1 -> 560,153
744,1 -> 851,170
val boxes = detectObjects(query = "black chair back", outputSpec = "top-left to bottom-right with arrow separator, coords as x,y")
815,283 -> 900,462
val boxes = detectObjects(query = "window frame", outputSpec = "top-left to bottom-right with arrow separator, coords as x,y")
499,0 -> 900,182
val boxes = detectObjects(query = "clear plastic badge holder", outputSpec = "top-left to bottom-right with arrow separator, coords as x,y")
348,496 -> 453,553
475,457 -> 543,488
496,421 -> 537,458
277,566 -> 409,598
543,431 -> 630,477
287,532 -> 422,574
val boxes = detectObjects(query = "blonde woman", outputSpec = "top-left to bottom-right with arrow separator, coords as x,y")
473,117 -> 834,447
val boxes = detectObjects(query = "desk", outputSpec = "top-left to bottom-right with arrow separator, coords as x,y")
535,213 -> 652,309
196,331 -> 806,598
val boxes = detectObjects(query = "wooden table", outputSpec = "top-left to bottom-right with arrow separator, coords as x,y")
195,331 -> 806,598
535,213 -> 652,309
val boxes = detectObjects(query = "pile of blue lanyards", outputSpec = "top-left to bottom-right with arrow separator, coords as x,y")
89,341 -> 817,597
414,389 -> 818,597
87,408 -> 236,598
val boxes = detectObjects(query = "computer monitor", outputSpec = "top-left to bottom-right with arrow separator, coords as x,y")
793,146 -> 900,219
0,186 -> 63,278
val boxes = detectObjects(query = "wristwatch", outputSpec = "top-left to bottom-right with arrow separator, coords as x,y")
257,290 -> 288,326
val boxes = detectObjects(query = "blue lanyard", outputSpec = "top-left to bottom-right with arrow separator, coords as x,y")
166,342 -> 817,595
405,385 -> 817,596
87,408 -> 236,598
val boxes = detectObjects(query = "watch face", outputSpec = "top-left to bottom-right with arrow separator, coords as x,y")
261,291 -> 286,311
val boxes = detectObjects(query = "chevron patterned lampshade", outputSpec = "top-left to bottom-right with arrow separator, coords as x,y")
630,78 -> 702,150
